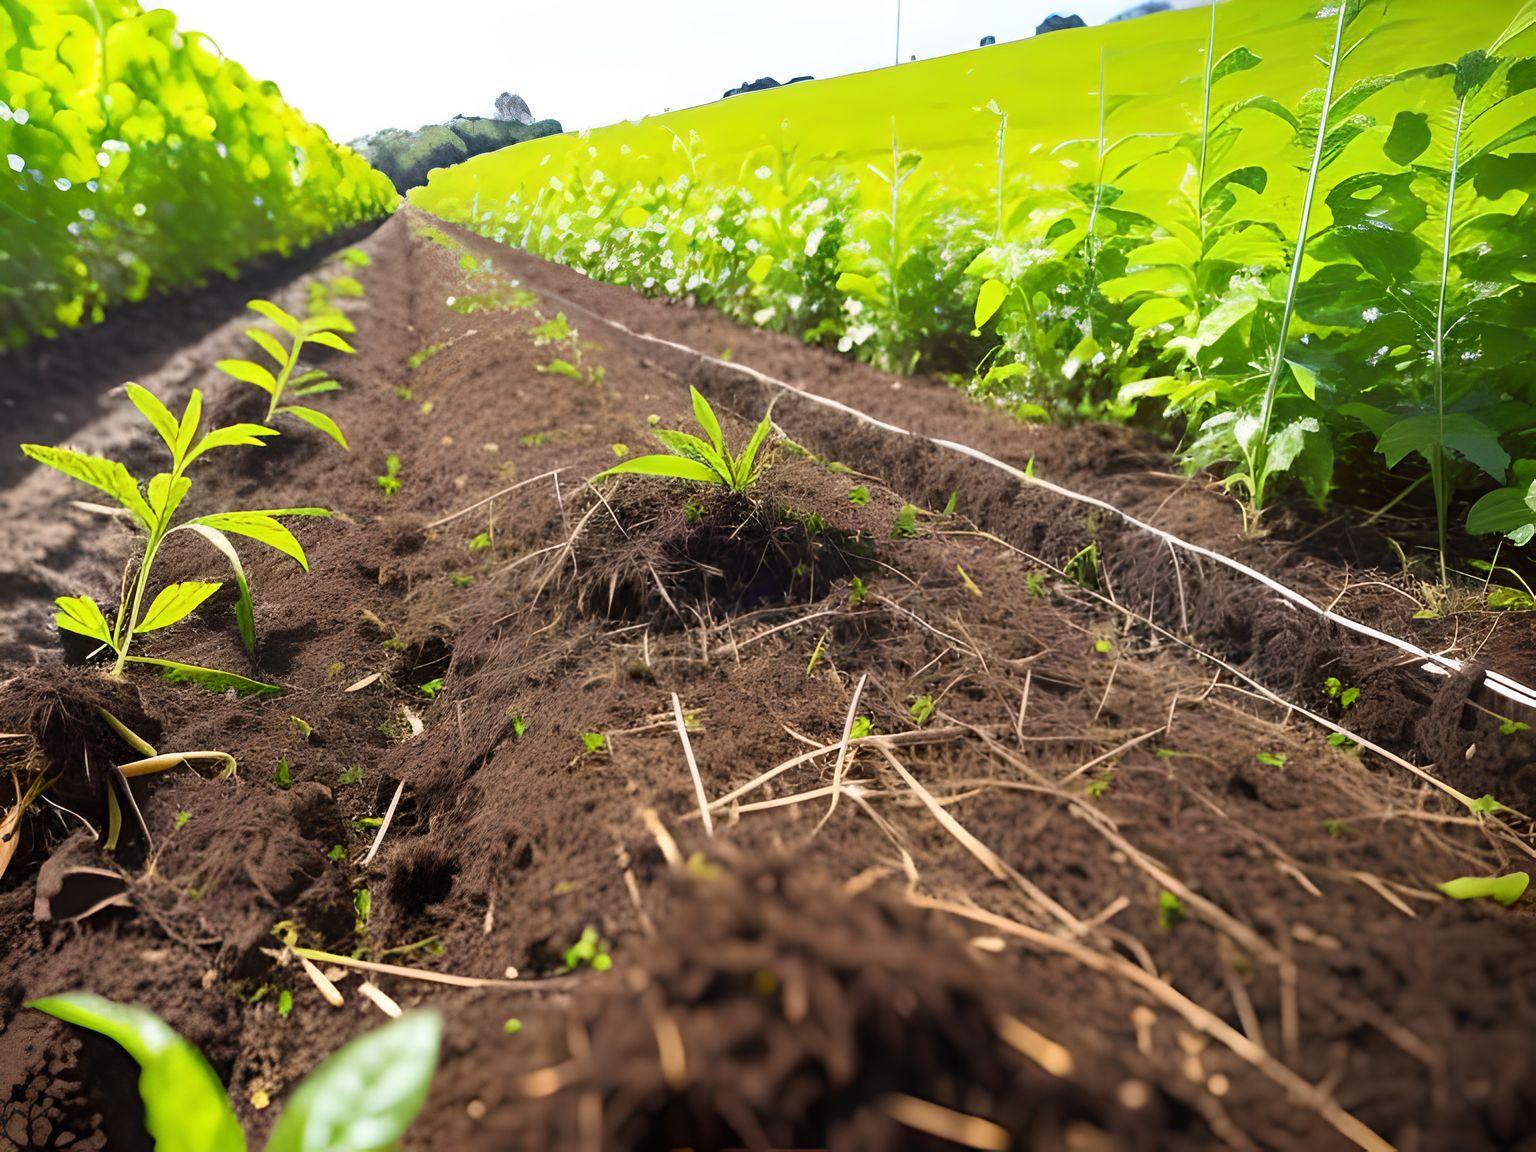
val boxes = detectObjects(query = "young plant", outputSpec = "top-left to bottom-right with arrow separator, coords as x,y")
30,991 -> 439,1152
21,385 -> 327,689
218,299 -> 355,448
597,386 -> 772,492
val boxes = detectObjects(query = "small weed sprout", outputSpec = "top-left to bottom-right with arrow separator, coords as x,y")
1323,677 -> 1360,709
849,576 -> 869,606
21,385 -> 328,686
850,716 -> 875,740
908,695 -> 936,726
1156,889 -> 1186,929
582,731 -> 608,754
419,678 -> 444,698
891,504 -> 919,538
848,485 -> 871,505
1025,570 -> 1047,598
1256,752 -> 1287,768
562,925 -> 613,971
377,453 -> 402,495
597,386 -> 773,492
1085,771 -> 1114,800
218,298 -> 355,447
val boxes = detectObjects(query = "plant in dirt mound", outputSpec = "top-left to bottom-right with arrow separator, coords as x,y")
20,385 -> 328,693
597,386 -> 773,492
30,991 -> 440,1152
218,299 -> 356,448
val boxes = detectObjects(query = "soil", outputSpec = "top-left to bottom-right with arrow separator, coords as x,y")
1,208 -> 1534,1152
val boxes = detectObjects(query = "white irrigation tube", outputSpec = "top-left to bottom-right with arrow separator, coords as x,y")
494,271 -> 1536,717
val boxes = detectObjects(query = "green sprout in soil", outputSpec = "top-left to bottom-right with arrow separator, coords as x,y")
219,298 -> 354,447
1323,677 -> 1360,709
450,573 -> 474,588
1093,637 -> 1113,655
1499,717 -> 1530,736
597,386 -> 773,493
1256,752 -> 1287,768
290,716 -> 314,742
1323,819 -> 1349,838
273,758 -> 292,789
22,385 -> 328,690
1156,889 -> 1186,929
29,993 -> 439,1150
468,530 -> 492,552
503,1018 -> 523,1035
327,844 -> 347,862
353,887 -> 372,934
1064,543 -> 1100,590
408,342 -> 447,370
942,491 -> 959,516
908,695 -> 936,727
341,247 -> 371,268
376,453 -> 402,495
509,715 -> 528,739
562,926 -> 613,971
806,632 -> 828,677
174,810 -> 191,830
848,485 -> 871,505
339,765 -> 364,785
891,504 -> 919,538
1327,732 -> 1358,750
277,988 -> 294,1018
849,577 -> 869,607
1438,871 -> 1529,906
957,565 -> 982,597
1025,570 -> 1047,598
419,678 -> 444,698
1086,772 -> 1114,800
850,716 -> 875,740
581,731 -> 609,755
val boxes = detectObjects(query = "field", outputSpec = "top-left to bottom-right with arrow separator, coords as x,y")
2,2 -> 1536,1151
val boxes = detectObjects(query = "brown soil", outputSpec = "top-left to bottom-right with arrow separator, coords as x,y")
1,209 -> 1534,1152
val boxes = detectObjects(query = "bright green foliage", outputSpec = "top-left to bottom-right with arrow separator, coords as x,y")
0,3 -> 395,350
219,300 -> 354,447
1437,871 -> 1529,905
377,453 -> 402,495
562,925 -> 613,971
20,385 -> 328,684
598,386 -> 773,492
908,695 -> 936,726
414,0 -> 1536,566
31,992 -> 442,1152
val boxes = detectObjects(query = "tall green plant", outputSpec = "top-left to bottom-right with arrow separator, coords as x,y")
218,299 -> 355,448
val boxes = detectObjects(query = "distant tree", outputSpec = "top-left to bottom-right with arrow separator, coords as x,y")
494,92 -> 533,124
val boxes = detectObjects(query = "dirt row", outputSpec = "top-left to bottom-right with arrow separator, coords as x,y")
0,209 -> 1533,1151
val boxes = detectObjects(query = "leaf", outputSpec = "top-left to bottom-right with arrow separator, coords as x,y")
147,472 -> 192,521
217,359 -> 279,396
1376,414 -> 1509,479
185,512 -> 313,570
126,657 -> 282,696
620,205 -> 649,229
736,414 -> 774,488
653,429 -> 731,479
247,299 -> 301,337
53,595 -> 115,647
20,445 -> 153,529
690,386 -> 725,455
124,384 -> 180,453
1383,110 -> 1431,166
187,423 -> 281,464
597,455 -> 724,485
184,526 -> 255,653
263,1013 -> 441,1152
175,391 -> 205,463
29,992 -> 246,1152
973,278 -> 1008,330
277,405 -> 349,448
1437,872 -> 1529,906
1286,359 -> 1319,401
1211,45 -> 1262,87
306,330 -> 356,354
134,581 -> 222,634
245,327 -> 290,367
1467,485 -> 1536,542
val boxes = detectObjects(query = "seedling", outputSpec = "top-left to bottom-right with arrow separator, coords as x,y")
849,577 -> 869,607
503,1018 -> 523,1034
806,632 -> 828,676
1438,872 -> 1529,906
581,731 -> 609,755
908,695 -> 936,726
277,989 -> 294,1018
273,758 -> 292,789
1025,570 -> 1047,598
509,715 -> 528,739
597,386 -> 773,492
468,531 -> 492,552
956,565 -> 982,598
942,491 -> 959,516
30,992 -> 440,1150
848,485 -> 871,505
850,716 -> 875,740
1064,543 -> 1100,591
1093,637 -> 1113,655
21,385 -> 328,687
339,765 -> 364,785
1156,889 -> 1186,929
891,504 -> 918,538
1500,718 -> 1531,736
1255,752 -> 1287,768
562,925 -> 613,971
1323,677 -> 1360,710
218,298 -> 354,447
1085,771 -> 1114,800
419,678 -> 444,698
376,453 -> 402,495
326,844 -> 347,862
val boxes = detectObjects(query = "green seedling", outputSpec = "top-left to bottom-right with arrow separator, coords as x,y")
1323,677 -> 1360,710
1438,871 -> 1529,906
909,695 -> 936,726
273,759 -> 292,789
353,887 -> 371,933
340,247 -> 371,268
581,731 -> 608,754
1500,718 -> 1531,736
891,504 -> 918,538
849,577 -> 869,607
1467,795 -> 1507,815
468,531 -> 492,552
503,1018 -> 523,1034
30,992 -> 440,1152
1085,772 -> 1113,800
1093,637 -> 1113,655
218,298 -> 354,448
531,311 -> 572,345
562,925 -> 613,971
339,765 -> 364,785
22,385 -> 327,688
509,715 -> 528,739
1323,818 -> 1349,838
806,632 -> 828,676
597,386 -> 773,492
850,716 -> 875,740
942,491 -> 959,516
277,989 -> 294,1018
419,678 -> 444,698
450,573 -> 474,588
1025,571 -> 1047,598
1327,732 -> 1357,750
956,565 -> 982,598
407,342 -> 447,370
1256,752 -> 1287,768
848,485 -> 871,505
174,810 -> 190,830
1064,543 -> 1100,591
1156,889 -> 1186,929
326,844 -> 346,862
376,454 -> 402,495
290,716 -> 313,742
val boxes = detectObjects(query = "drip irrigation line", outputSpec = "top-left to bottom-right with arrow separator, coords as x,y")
512,274 -> 1536,718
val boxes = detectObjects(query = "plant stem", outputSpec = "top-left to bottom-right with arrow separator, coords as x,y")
267,337 -> 302,421
1250,1 -> 1349,511
1430,96 -> 1467,584
110,534 -> 160,677
1193,0 -> 1218,326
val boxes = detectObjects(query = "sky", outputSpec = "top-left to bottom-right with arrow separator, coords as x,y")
161,0 -> 1166,143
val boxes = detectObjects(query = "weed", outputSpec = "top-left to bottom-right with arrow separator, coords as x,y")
219,298 -> 354,448
339,765 -> 364,785
1323,677 -> 1360,709
510,715 -> 528,739
598,386 -> 773,492
273,758 -> 292,789
503,1018 -> 523,1034
956,565 -> 982,597
908,695 -> 936,726
848,485 -> 871,505
1255,752 -> 1287,768
582,731 -> 608,754
1438,872 -> 1529,906
450,573 -> 475,588
1500,718 -> 1531,737
277,989 -> 294,1018
850,716 -> 875,740
468,531 -> 492,552
1327,732 -> 1358,750
1085,772 -> 1114,800
327,844 -> 347,862
1063,543 -> 1099,591
1025,570 -> 1047,598
419,678 -> 444,698
848,576 -> 869,607
1323,818 -> 1349,838
1156,889 -> 1186,929
562,925 -> 613,971
376,453 -> 402,495
891,504 -> 918,538
408,342 -> 447,370
22,385 -> 327,687
1093,637 -> 1113,655
353,887 -> 372,933
806,632 -> 828,677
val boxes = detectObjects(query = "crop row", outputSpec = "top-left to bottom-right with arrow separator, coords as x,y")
413,0 -> 1536,577
0,0 -> 395,350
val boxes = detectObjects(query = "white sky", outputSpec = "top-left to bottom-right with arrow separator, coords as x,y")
161,0 -> 1157,142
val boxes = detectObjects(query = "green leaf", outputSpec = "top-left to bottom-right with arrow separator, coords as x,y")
735,414 -> 774,488
1437,872 -> 1529,906
690,386 -> 725,456
1286,359 -> 1319,401
186,423 -> 281,465
1467,484 -> 1536,544
147,473 -> 192,521
264,1013 -> 441,1152
1376,414 -> 1509,480
277,405 -> 349,448
175,391 -> 204,462
1211,45 -> 1262,87
124,384 -> 180,454
306,330 -> 357,354
217,359 -> 279,396
53,595 -> 115,647
126,657 -> 282,696
134,581 -> 222,634
185,512 -> 313,570
1383,110 -> 1431,166
184,525 -> 256,653
973,278 -> 1008,330
245,327 -> 290,367
20,445 -> 153,529
248,299 -> 302,337
597,455 -> 724,485
29,992 -> 246,1152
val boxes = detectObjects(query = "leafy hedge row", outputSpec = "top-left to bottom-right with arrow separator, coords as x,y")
413,0 -> 1536,567
0,0 -> 396,350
